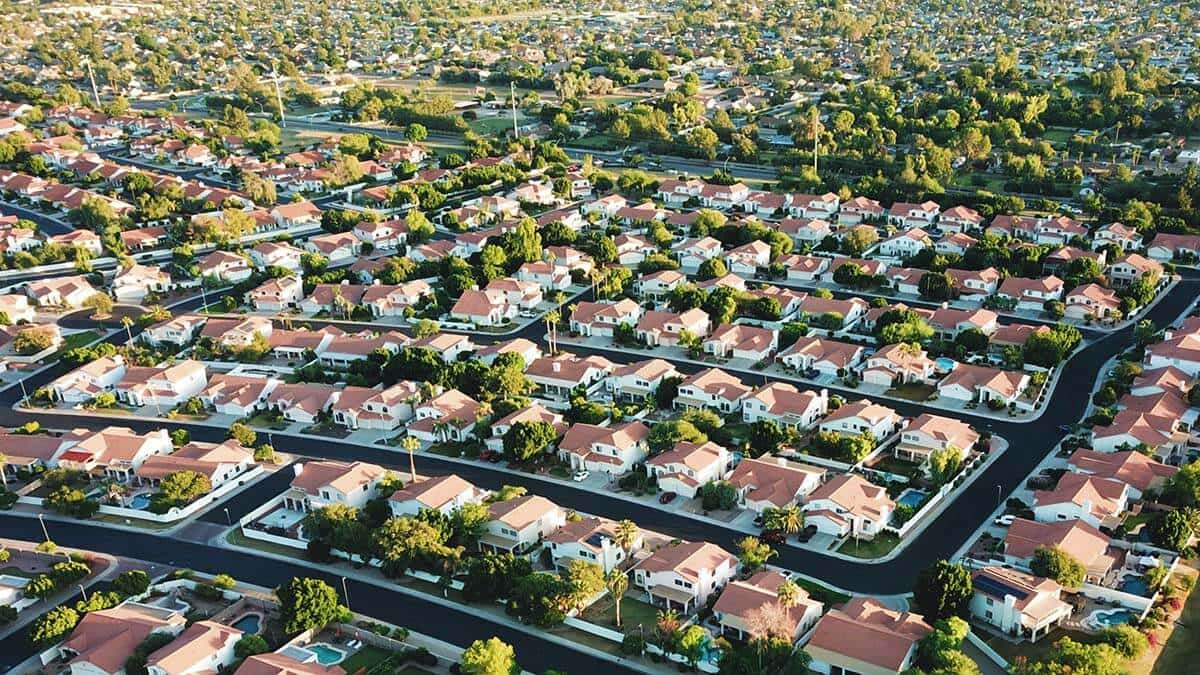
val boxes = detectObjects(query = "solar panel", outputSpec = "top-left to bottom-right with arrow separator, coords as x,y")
975,575 -> 1030,601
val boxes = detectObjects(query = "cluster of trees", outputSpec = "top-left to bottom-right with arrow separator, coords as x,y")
810,430 -> 877,463
465,553 -> 607,627
26,569 -> 150,648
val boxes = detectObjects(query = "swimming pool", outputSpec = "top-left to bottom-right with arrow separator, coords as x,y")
232,613 -> 262,634
935,357 -> 957,371
305,643 -> 346,665
1087,608 -> 1136,628
896,488 -> 928,509
129,494 -> 152,510
1119,575 -> 1150,597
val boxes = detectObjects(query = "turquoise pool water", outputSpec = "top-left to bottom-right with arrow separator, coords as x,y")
129,494 -> 152,510
307,644 -> 345,665
232,613 -> 261,633
1119,576 -> 1149,596
896,488 -> 928,509
1091,609 -> 1135,627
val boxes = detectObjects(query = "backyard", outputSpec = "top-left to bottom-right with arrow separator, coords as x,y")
579,590 -> 661,635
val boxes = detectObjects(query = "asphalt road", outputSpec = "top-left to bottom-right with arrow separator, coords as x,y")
0,201 -> 75,236
0,519 -> 643,675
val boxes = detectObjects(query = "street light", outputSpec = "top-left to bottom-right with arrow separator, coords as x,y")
78,584 -> 88,602
37,513 -> 50,543
341,576 -> 351,613
996,484 -> 1003,508
223,507 -> 231,526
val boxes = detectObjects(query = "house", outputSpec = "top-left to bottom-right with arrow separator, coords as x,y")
935,232 -> 977,256
59,603 -> 187,675
582,194 -> 627,219
516,260 -> 572,291
895,414 -> 979,464
636,269 -> 686,300
479,495 -> 566,553
938,205 -> 983,233
969,567 -> 1072,643
331,381 -> 421,430
699,182 -> 751,210
201,316 -> 273,349
888,201 -> 940,228
113,264 -> 172,302
450,289 -> 517,327
285,460 -> 388,512
861,343 -> 936,386
1035,216 -> 1088,246
526,353 -> 614,398
742,383 -> 829,429
305,232 -> 361,263
547,516 -> 642,573
1131,366 -> 1193,397
794,295 -> 868,328
236,652 -> 346,675
775,336 -> 864,376
1093,223 -> 1141,252
352,219 -> 407,250
838,196 -> 884,225
474,337 -> 542,367
613,233 -> 656,266
48,229 -> 103,256
142,315 -> 208,347
146,620 -> 244,675
727,456 -> 825,513
632,541 -> 737,612
116,360 -> 208,408
818,399 -> 901,439
1107,253 -> 1163,288
713,570 -> 823,641
636,308 -> 711,347
645,441 -> 730,499
997,276 -> 1065,311
807,598 -> 932,675
1033,472 -> 1131,529
1043,246 -> 1105,276
363,281 -> 435,316
723,240 -> 772,275
605,358 -> 681,403
389,474 -> 485,517
408,332 -> 474,363
135,440 -> 254,490
266,383 -> 339,424
200,374 -> 281,417
271,200 -> 323,228
199,250 -> 253,283
243,275 -> 302,312
674,367 -> 752,413
557,420 -> 650,474
1091,394 -> 1193,459
26,275 -> 98,308
1065,283 -> 1121,320
702,324 -> 778,361
804,474 -> 895,538
673,236 -> 724,271
787,192 -> 840,220
1143,318 -> 1200,376
1067,449 -> 1177,499
781,253 -> 832,282
1146,233 -> 1200,262
51,355 -> 127,402
407,389 -> 482,442
1002,518 -> 1116,584
937,364 -> 1030,406
877,228 -> 933,258
250,241 -> 306,271
569,299 -> 644,337
928,307 -> 999,338
55,427 -> 173,484
990,324 -> 1050,353
886,267 -> 924,295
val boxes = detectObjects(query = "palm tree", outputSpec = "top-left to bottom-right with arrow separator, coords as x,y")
120,315 -> 135,342
544,309 -> 560,354
613,519 -> 640,552
605,569 -> 629,628
764,506 -> 804,537
432,419 -> 452,443
105,481 -> 128,507
776,579 -> 801,609
401,435 -> 420,483
655,607 -> 680,644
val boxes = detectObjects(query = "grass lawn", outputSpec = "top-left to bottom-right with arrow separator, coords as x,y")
579,592 -> 661,633
225,527 -> 309,559
469,116 -> 521,135
983,626 -> 1103,666
795,578 -> 851,606
338,645 -> 394,674
244,413 -> 290,431
885,383 -> 936,402
1041,127 -> 1077,144
54,331 -> 100,358
836,532 -> 901,559
867,454 -> 922,479
570,134 -> 622,150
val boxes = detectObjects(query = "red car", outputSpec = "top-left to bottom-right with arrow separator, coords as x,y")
478,450 -> 502,463
658,491 -> 677,504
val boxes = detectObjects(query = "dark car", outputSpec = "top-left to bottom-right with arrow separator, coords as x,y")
478,450 -> 502,463
659,491 -> 678,504
795,525 -> 819,543
761,530 -> 786,546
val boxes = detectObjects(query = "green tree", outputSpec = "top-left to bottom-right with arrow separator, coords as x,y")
913,560 -> 973,621
736,536 -> 776,573
227,422 -> 257,447
1150,509 -> 1193,552
563,559 -> 606,610
371,516 -> 459,577
275,577 -> 343,635
647,419 -> 707,453
677,624 -> 709,667
696,257 -> 727,281
605,569 -> 629,628
699,481 -> 738,510
113,570 -> 151,597
510,217 -> 542,264
460,637 -> 520,675
1029,547 -> 1086,588
154,471 -> 212,509
502,420 -> 559,461
28,606 -> 79,648
234,634 -> 270,658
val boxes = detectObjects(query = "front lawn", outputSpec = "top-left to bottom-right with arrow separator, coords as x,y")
794,578 -> 851,606
579,592 -> 661,633
54,331 -> 100,358
836,532 -> 901,559
885,383 -> 936,402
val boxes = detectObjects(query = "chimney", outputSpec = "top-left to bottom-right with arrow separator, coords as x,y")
552,362 -> 561,373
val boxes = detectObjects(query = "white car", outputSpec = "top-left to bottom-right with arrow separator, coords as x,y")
571,470 -> 590,482
993,514 -> 1015,527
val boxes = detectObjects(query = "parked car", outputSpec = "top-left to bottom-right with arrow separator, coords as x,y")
993,514 -> 1016,527
795,525 -> 819,543
571,470 -> 590,482
478,450 -> 502,463
659,491 -> 678,504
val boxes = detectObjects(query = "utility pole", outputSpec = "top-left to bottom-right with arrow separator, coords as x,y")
510,81 -> 519,139
811,106 -> 819,176
271,67 -> 287,129
85,60 -> 101,108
